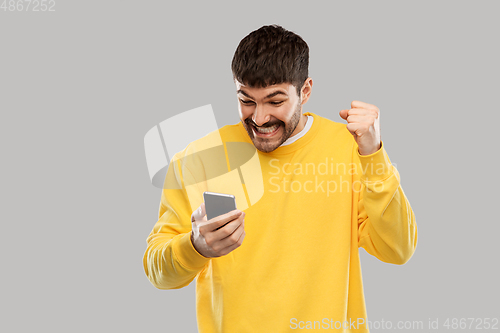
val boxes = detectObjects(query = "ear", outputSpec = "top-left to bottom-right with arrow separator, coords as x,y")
300,77 -> 313,105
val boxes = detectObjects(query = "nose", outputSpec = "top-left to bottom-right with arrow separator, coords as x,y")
251,104 -> 271,126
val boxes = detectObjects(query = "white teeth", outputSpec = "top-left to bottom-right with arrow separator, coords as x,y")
255,124 -> 279,134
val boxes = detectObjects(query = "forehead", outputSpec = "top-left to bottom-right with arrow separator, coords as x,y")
235,80 -> 294,97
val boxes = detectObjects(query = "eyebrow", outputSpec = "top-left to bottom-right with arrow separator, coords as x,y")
236,89 -> 288,100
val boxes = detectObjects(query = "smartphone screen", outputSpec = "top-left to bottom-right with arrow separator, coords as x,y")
203,191 -> 237,229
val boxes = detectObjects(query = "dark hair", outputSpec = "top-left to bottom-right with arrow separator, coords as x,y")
231,24 -> 309,97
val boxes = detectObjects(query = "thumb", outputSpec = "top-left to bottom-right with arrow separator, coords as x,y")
339,109 -> 348,120
191,202 -> 207,222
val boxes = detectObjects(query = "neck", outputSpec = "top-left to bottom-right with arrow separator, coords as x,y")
290,114 -> 308,137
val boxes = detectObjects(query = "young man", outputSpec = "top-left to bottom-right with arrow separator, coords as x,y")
143,25 -> 417,332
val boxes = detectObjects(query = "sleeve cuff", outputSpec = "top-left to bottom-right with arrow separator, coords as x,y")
172,232 -> 211,270
357,141 -> 393,182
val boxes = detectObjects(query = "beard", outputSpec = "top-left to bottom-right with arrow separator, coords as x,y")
242,98 -> 302,153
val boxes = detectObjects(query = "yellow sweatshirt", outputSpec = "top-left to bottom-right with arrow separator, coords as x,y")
143,112 -> 417,333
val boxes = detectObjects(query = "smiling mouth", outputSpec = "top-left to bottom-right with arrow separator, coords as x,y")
250,124 -> 281,137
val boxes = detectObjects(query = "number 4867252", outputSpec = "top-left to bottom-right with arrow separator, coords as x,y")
1,0 -> 56,11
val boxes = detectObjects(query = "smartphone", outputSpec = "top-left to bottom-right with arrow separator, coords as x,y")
203,191 -> 237,230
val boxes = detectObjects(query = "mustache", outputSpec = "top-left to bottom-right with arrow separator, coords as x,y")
245,118 -> 283,128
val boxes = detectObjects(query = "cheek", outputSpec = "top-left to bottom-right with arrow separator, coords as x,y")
277,106 -> 295,123
238,106 -> 252,121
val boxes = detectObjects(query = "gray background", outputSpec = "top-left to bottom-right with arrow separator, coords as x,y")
1,1 -> 498,332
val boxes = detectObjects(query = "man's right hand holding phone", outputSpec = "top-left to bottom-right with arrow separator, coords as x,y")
190,203 -> 246,258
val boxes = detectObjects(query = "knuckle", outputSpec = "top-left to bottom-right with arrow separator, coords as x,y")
230,232 -> 240,243
222,226 -> 232,237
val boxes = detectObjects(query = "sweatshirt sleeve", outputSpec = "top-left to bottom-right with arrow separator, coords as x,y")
143,154 -> 211,290
355,141 -> 418,265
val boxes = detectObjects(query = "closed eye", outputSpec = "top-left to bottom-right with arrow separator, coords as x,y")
240,99 -> 254,105
239,99 -> 284,106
